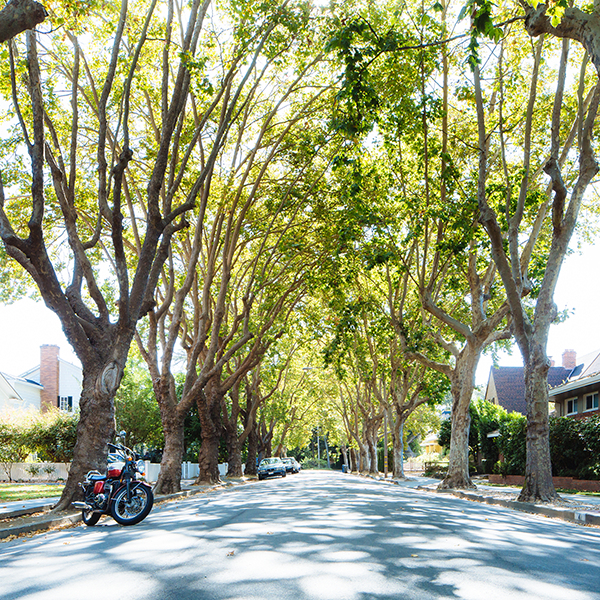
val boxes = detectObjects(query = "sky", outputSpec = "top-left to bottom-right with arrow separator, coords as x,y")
1,237 -> 599,386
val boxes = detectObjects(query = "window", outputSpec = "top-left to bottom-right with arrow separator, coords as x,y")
585,393 -> 599,412
58,396 -> 73,412
567,398 -> 578,415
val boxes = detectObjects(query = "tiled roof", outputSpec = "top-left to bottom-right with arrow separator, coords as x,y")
489,366 -> 570,415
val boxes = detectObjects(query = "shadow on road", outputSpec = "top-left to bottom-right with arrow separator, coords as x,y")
1,471 -> 600,600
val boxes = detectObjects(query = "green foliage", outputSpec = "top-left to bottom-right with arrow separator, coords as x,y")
549,416 -> 592,478
25,409 -> 79,463
0,420 -> 29,481
495,412 -> 527,477
115,361 -> 164,450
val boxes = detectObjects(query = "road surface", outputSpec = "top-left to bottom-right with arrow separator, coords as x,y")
1,471 -> 599,599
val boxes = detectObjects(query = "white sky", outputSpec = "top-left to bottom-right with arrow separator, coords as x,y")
0,238 -> 599,383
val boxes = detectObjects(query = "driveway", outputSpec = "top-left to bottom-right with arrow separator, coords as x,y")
1,471 -> 599,599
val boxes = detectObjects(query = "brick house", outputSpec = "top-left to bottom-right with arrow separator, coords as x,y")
485,351 -> 573,415
548,349 -> 600,419
0,345 -> 82,413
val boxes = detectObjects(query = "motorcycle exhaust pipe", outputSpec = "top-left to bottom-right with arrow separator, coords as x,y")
72,501 -> 93,510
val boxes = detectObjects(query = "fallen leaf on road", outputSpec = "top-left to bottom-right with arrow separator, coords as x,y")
227,551 -> 235,557
411,554 -> 418,558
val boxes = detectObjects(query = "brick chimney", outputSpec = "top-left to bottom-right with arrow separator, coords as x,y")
39,345 -> 60,412
562,349 -> 577,370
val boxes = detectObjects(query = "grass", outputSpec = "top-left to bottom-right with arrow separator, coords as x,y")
0,484 -> 64,503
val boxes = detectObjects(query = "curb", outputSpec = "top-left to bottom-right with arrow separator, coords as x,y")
357,472 -> 600,527
442,489 -> 600,526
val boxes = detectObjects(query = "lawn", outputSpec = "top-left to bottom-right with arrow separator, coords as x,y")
0,484 -> 64,503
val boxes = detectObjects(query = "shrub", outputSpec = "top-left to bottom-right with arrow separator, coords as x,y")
549,416 -> 592,479
496,413 -> 527,476
25,409 -> 79,463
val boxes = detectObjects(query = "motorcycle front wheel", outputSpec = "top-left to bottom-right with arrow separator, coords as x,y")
82,507 -> 101,526
110,485 -> 154,526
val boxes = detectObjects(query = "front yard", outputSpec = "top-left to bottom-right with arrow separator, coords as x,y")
0,484 -> 64,503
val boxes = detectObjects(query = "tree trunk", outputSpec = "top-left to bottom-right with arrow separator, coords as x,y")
359,443 -> 369,474
518,345 -> 558,502
195,381 -> 222,484
154,407 -> 185,495
438,347 -> 479,490
392,418 -> 406,479
350,447 -> 358,472
53,362 -> 121,510
341,444 -> 349,471
366,428 -> 378,475
244,421 -> 259,476
225,432 -> 243,477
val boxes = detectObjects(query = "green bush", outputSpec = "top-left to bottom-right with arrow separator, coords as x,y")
549,416 -> 592,479
25,409 -> 79,463
0,420 -> 30,481
496,413 -> 527,476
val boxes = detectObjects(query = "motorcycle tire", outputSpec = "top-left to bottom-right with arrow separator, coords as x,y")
82,508 -> 101,526
110,485 -> 154,526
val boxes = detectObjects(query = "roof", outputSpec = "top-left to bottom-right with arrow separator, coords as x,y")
548,349 -> 600,398
488,366 -> 571,414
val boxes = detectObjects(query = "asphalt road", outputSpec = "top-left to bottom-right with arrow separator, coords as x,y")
1,471 -> 599,600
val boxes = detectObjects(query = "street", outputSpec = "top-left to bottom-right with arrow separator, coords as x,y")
1,471 -> 599,600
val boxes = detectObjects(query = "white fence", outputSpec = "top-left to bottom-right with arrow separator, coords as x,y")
3,461 -> 236,483
2,463 -> 71,482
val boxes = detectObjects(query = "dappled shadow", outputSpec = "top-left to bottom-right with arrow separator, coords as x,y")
1,472 -> 600,599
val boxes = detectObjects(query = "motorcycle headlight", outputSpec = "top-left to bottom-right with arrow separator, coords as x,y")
136,459 -> 146,476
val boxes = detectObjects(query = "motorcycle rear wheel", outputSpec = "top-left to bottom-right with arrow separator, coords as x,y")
110,485 -> 154,526
82,508 -> 101,526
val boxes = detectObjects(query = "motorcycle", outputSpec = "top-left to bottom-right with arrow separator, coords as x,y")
72,435 -> 154,526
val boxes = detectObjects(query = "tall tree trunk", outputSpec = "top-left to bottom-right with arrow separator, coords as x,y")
366,427 -> 379,474
438,347 -> 480,490
225,431 -> 243,477
358,442 -> 369,474
245,424 -> 259,476
195,380 -> 222,484
154,396 -> 186,494
350,447 -> 358,472
392,417 -> 406,479
341,444 -> 349,471
518,344 -> 556,502
54,359 -> 124,510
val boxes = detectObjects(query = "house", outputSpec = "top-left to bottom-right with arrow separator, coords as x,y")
485,350 -> 573,415
549,349 -> 600,419
0,345 -> 82,413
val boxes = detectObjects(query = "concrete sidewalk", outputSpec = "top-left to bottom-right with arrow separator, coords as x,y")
367,473 -> 600,526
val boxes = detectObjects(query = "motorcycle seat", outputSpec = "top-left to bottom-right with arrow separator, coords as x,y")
87,471 -> 107,481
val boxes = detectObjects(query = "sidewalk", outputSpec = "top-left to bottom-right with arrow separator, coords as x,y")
373,474 -> 600,526
0,478 -> 250,540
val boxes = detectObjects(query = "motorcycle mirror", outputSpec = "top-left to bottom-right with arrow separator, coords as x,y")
119,430 -> 126,439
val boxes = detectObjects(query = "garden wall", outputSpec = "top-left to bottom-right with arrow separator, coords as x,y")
488,474 -> 600,492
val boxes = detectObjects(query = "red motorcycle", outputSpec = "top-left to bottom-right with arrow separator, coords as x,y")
73,436 -> 154,526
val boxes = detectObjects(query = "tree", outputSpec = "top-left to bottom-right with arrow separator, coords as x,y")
472,5 -> 600,501
0,0 -> 227,509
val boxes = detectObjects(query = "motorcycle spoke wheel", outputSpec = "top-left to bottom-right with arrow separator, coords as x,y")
82,508 -> 101,526
110,486 -> 153,526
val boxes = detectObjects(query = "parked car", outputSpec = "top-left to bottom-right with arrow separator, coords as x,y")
281,457 -> 301,474
257,457 -> 287,480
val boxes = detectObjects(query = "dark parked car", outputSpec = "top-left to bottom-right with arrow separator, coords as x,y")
257,457 -> 286,480
281,457 -> 300,474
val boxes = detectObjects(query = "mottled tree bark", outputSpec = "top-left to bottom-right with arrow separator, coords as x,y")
0,0 -> 46,43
